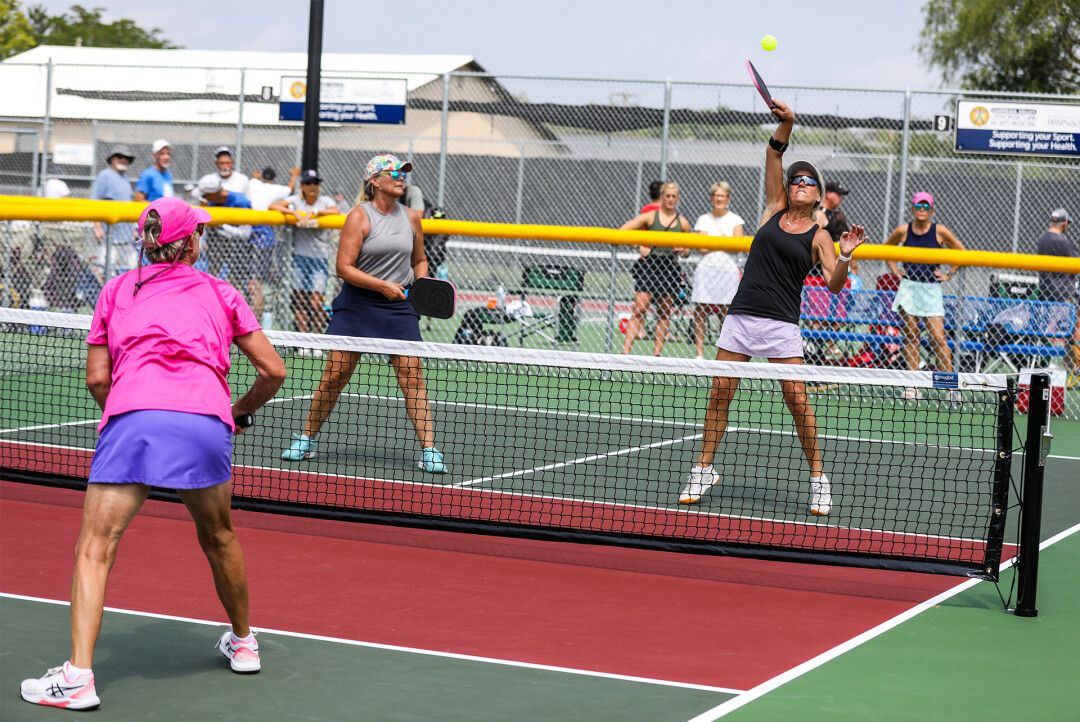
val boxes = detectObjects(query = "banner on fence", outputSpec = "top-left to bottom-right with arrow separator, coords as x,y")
279,76 -> 407,124
955,100 -> 1080,158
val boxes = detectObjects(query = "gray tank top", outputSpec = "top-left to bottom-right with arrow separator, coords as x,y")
356,201 -> 416,286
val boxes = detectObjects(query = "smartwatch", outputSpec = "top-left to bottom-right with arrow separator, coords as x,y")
234,414 -> 255,429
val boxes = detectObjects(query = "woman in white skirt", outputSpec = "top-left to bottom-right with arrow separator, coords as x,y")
691,181 -> 745,359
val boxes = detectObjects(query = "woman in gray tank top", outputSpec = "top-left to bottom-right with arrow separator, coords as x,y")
281,154 -> 447,474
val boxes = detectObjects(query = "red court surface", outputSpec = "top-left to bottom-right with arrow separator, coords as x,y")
1,480 -> 963,691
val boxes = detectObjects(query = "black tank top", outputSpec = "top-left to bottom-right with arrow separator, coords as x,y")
900,222 -> 941,283
728,210 -> 817,325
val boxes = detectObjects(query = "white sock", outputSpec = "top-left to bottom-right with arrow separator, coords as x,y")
697,464 -> 714,472
811,473 -> 829,484
231,631 -> 255,645
63,661 -> 92,681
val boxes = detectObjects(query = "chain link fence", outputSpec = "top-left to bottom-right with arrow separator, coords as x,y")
2,61 -> 1078,416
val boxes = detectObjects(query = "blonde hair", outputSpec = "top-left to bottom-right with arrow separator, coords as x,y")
660,181 -> 679,195
354,179 -> 376,206
709,181 -> 732,198
141,209 -> 200,263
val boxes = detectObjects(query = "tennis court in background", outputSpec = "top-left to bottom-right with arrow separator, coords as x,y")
2,311 -> 1078,719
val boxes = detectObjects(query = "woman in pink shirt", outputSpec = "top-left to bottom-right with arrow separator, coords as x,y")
20,197 -> 286,711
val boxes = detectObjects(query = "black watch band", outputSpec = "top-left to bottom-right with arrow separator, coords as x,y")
768,137 -> 788,153
234,414 -> 254,429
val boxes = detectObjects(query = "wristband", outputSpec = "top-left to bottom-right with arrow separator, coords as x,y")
768,137 -> 788,153
837,251 -> 853,263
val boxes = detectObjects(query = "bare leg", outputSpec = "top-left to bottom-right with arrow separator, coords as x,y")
291,289 -> 307,333
70,483 -> 149,669
697,348 -> 750,466
303,350 -> 359,438
692,304 -> 709,358
900,311 -> 922,370
622,292 -> 652,354
247,279 -> 264,318
391,354 -> 435,448
774,364 -> 823,476
652,294 -> 675,356
308,292 -> 327,333
178,482 -> 250,637
925,315 -> 952,372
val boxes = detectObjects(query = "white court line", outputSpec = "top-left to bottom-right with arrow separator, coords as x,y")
455,433 -> 702,487
0,591 -> 743,696
684,520 -> 1080,721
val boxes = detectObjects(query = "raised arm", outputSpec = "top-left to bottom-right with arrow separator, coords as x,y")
761,100 -> 796,226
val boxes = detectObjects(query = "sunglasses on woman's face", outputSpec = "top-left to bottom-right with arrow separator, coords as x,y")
913,201 -> 932,210
380,170 -> 407,180
789,175 -> 818,187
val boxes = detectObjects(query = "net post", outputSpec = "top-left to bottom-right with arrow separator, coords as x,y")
1015,372 -> 1051,618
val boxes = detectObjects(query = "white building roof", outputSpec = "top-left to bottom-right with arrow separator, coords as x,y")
1,46 -> 478,124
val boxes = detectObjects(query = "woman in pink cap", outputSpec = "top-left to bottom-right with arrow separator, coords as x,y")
884,192 -> 966,398
20,197 -> 286,711
281,154 -> 447,474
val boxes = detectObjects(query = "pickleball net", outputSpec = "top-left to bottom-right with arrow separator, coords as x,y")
1,307 -> 1019,580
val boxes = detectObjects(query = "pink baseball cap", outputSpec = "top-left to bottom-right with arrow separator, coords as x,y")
138,197 -> 212,245
912,192 -> 934,206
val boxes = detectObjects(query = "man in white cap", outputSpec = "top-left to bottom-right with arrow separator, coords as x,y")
135,139 -> 175,202
90,145 -> 137,277
1036,208 -> 1079,384
196,146 -> 249,198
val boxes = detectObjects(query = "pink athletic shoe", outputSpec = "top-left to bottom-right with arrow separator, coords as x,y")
217,628 -> 261,673
21,664 -> 101,710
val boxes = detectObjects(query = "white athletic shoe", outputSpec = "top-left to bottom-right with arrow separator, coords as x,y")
811,475 -> 833,516
20,664 -> 100,710
217,629 -> 261,673
680,465 -> 720,504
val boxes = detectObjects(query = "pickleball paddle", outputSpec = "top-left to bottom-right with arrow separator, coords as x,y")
746,60 -> 778,110
404,277 -> 456,319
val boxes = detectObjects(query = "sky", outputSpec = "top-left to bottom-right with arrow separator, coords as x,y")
24,0 -> 945,91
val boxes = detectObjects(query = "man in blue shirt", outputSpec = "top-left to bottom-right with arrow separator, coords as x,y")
134,139 -> 174,202
90,145 -> 136,277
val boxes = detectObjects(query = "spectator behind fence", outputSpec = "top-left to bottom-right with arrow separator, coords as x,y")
621,181 -> 692,357
1036,208 -> 1079,385
134,139 -> 175,202
884,192 -> 966,399
803,181 -> 858,362
641,180 -> 664,214
248,166 -> 300,211
43,165 -> 70,199
90,145 -> 137,278
197,175 -> 255,284
270,170 -> 341,334
197,146 -> 249,198
691,181 -> 745,360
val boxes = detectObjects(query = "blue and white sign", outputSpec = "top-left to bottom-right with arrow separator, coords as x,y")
956,100 -> 1080,158
279,76 -> 407,124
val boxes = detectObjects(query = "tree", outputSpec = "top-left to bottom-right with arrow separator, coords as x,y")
918,0 -> 1080,94
3,2 -> 179,56
0,0 -> 37,60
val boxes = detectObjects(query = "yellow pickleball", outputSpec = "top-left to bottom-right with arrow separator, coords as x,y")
761,35 -> 777,52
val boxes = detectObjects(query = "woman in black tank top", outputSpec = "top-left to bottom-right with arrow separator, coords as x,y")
679,98 -> 867,518
619,181 -> 692,356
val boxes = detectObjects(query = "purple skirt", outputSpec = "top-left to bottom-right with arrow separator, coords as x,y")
89,410 -> 232,489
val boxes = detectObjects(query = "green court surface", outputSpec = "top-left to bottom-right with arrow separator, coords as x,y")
0,597 -> 731,721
